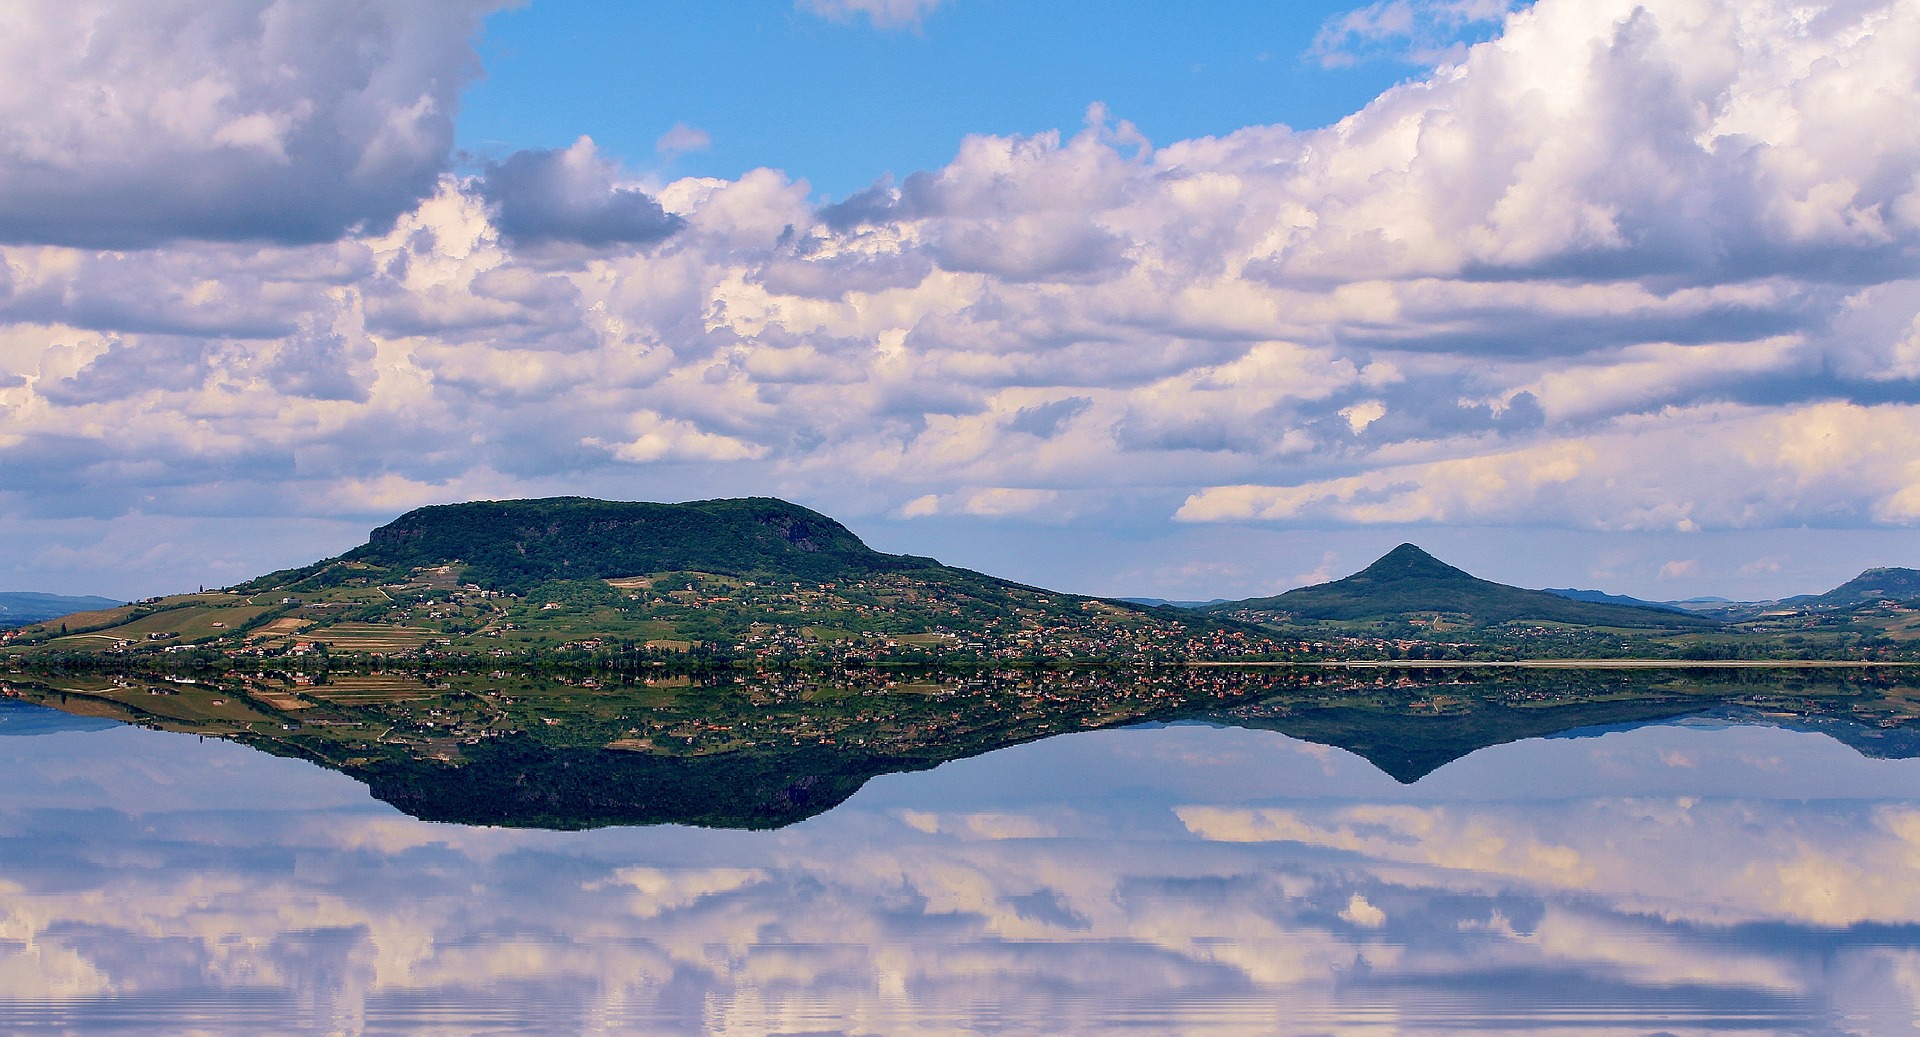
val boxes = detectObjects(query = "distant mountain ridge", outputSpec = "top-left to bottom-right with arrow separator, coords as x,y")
1201,545 -> 1716,629
1540,588 -> 1691,614
0,592 -> 124,629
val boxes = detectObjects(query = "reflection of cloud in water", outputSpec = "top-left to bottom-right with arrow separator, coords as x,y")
898,811 -> 1060,840
1181,798 -> 1920,929
0,717 -> 1913,1031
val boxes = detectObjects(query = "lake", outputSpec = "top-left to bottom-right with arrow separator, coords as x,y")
0,696 -> 1915,1034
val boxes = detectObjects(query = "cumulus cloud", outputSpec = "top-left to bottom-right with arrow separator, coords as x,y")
902,488 -> 1062,518
1339,892 -> 1387,928
478,137 -> 684,248
904,115 -> 1146,284
584,412 -> 768,464
1177,401 -> 1920,530
3,0 -> 1920,587
0,0 -> 502,247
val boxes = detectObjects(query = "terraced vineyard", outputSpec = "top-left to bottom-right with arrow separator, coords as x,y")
308,624 -> 442,653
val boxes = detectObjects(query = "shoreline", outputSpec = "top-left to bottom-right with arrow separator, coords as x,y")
1190,659 -> 1920,669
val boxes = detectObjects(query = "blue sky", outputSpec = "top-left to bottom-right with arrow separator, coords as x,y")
0,0 -> 1917,602
457,1 -> 1452,199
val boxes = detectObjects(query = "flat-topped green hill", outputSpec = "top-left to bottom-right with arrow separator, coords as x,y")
276,496 -> 935,592
1203,544 -> 1716,629
15,496 -> 1244,661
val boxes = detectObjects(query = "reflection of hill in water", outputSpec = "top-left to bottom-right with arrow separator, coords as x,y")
1734,709 -> 1920,761
1539,704 -> 1920,765
0,698 -> 121,736
8,665 -> 1920,828
1210,698 -> 1710,784
1221,696 -> 1920,785
362,737 -> 893,829
331,700 -> 1761,826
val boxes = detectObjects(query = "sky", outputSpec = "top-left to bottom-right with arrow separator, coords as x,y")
456,1 -> 1456,198
1,0 -> 1918,602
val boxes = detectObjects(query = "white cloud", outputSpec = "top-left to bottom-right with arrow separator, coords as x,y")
1312,0 -> 1519,68
1177,402 -> 1920,530
899,488 -> 1062,518
1,0 -> 1919,589
796,0 -> 946,31
1339,892 -> 1387,928
0,0 -> 504,247
1178,804 -> 1595,886
894,811 -> 1058,839
584,412 -> 768,464
1659,558 -> 1701,579
594,867 -> 768,918
479,137 -> 682,248
653,122 -> 712,157
1340,399 -> 1387,433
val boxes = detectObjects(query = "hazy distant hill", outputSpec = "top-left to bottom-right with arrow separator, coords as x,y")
1540,588 -> 1691,614
0,593 -> 123,629
1666,567 -> 1920,622
1202,545 -> 1716,629
1666,596 -> 1740,610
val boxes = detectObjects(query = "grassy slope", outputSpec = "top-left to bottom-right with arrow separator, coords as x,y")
1805,567 -> 1920,609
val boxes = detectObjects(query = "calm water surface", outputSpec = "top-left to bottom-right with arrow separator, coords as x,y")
0,700 -> 1916,1034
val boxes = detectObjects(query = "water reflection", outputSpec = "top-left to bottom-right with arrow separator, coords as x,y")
12,665 -> 1918,829
0,704 -> 1914,1033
